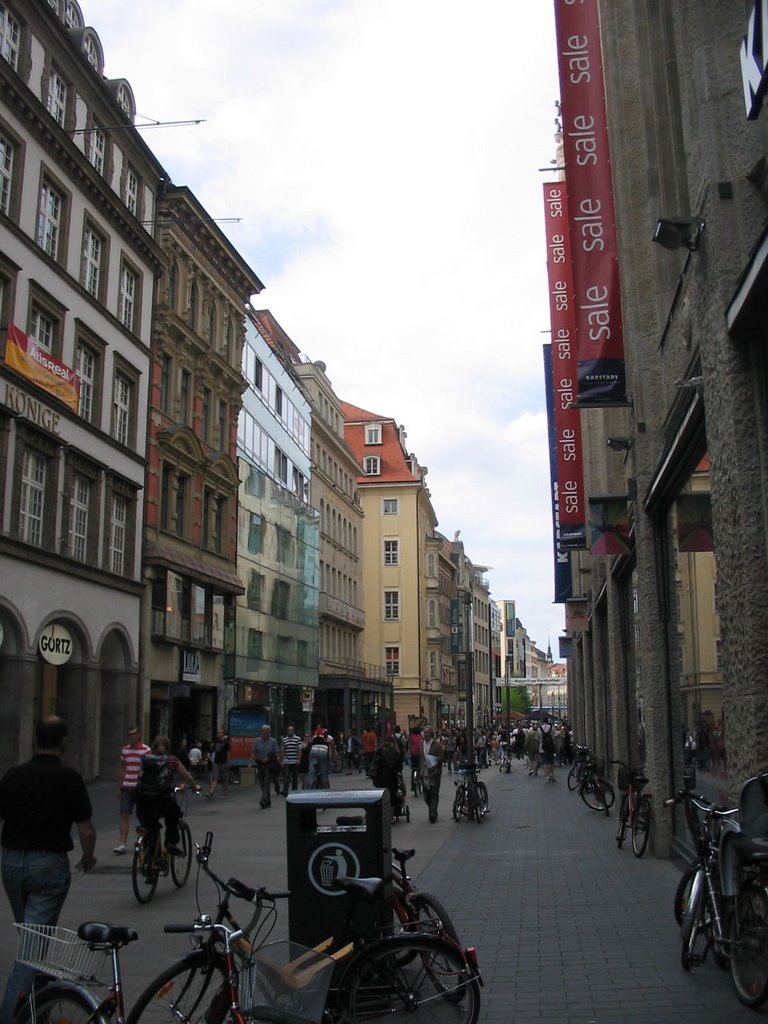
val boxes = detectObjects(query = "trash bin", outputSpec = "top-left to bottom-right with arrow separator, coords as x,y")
286,789 -> 392,948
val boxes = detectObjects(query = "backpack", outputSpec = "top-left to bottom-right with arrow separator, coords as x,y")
136,754 -> 174,798
541,726 -> 554,753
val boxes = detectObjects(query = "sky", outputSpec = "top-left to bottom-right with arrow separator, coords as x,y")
91,0 -> 565,660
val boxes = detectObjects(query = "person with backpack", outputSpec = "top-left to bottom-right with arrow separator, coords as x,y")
135,736 -> 199,854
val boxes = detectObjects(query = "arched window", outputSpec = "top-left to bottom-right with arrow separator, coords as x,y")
207,303 -> 217,347
167,262 -> 177,311
225,319 -> 234,360
189,282 -> 199,330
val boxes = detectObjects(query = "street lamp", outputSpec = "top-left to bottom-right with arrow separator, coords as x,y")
504,656 -> 512,774
463,589 -> 474,769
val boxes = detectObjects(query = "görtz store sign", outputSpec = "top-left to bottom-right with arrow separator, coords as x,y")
741,0 -> 768,118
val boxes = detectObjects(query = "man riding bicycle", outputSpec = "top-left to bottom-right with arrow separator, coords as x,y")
135,735 -> 199,855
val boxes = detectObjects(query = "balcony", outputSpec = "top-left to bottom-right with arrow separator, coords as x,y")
319,592 -> 365,629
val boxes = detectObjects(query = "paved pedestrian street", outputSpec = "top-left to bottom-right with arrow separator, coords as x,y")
0,762 -> 765,1022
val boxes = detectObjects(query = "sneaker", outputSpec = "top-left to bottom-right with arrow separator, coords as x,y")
113,844 -> 126,855
204,792 -> 212,799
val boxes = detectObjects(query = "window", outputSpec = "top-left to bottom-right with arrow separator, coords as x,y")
384,590 -> 400,621
247,513 -> 264,554
207,303 -> 217,347
275,386 -> 283,418
87,126 -> 105,174
160,354 -> 172,415
76,342 -> 98,423
19,449 -> 45,546
82,33 -> 98,69
201,385 -> 210,440
385,646 -> 400,677
189,281 -> 198,329
271,580 -> 291,618
175,474 -> 188,538
384,539 -> 399,566
160,464 -> 171,531
428,600 -> 436,629
123,164 -> 138,215
247,628 -> 263,665
247,571 -> 263,610
46,68 -> 67,126
0,133 -> 13,215
383,498 -> 398,515
81,224 -> 102,297
429,651 -> 438,679
37,180 -> 62,259
119,263 -> 137,330
65,1 -> 81,27
225,320 -> 233,360
116,83 -> 132,118
365,424 -> 381,445
212,495 -> 224,553
363,456 -> 380,476
179,368 -> 190,424
218,400 -> 227,449
29,305 -> 55,350
112,371 -> 132,446
276,525 -> 295,565
167,262 -> 177,310
0,5 -> 20,69
109,493 -> 126,575
69,474 -> 89,562
274,446 -> 288,485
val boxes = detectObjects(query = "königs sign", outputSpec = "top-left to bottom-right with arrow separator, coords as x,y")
741,0 -> 768,118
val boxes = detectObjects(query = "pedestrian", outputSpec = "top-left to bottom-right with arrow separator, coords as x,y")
0,716 -> 97,1021
345,731 -> 362,774
525,723 -> 540,776
445,729 -> 457,774
280,724 -> 302,795
420,725 -> 444,823
135,735 -> 200,852
306,726 -> 335,789
361,726 -> 377,776
370,735 -> 404,823
249,725 -> 280,808
540,715 -> 556,782
206,726 -> 230,799
114,723 -> 151,855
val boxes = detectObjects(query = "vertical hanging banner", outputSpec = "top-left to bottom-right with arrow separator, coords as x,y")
543,182 -> 586,551
553,0 -> 627,404
543,344 -> 574,603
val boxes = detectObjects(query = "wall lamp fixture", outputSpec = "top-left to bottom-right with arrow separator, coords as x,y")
607,437 -> 633,453
652,217 -> 705,252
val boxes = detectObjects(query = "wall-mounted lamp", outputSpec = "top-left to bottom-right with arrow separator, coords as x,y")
652,217 -> 705,252
607,437 -> 633,453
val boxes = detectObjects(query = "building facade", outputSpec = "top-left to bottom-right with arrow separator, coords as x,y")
232,310 -> 319,733
0,0 -> 164,777
142,185 -> 264,746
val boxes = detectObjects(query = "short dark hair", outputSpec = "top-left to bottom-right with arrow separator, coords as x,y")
35,716 -> 68,749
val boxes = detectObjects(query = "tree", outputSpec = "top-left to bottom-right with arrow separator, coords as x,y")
500,685 -> 531,715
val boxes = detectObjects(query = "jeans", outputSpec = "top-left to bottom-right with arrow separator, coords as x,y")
281,763 -> 299,794
306,750 -> 330,789
0,849 -> 71,1023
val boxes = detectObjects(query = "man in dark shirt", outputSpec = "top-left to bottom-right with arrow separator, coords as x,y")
0,716 -> 97,1021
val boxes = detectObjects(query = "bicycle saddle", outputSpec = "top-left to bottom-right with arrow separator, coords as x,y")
77,922 -> 139,944
392,848 -> 415,861
337,876 -> 384,901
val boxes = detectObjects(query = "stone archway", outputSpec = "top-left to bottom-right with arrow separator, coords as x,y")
97,626 -> 138,780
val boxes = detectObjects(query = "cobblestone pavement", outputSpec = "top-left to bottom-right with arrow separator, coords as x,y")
0,760 -> 765,1022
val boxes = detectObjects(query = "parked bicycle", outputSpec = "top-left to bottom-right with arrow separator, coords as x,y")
612,759 -> 652,856
131,786 -> 193,904
390,847 -> 460,944
576,751 -> 614,815
452,764 -> 489,824
14,832 -> 482,1023
566,745 -> 591,791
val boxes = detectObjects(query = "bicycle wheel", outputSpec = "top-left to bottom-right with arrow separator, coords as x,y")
674,864 -> 696,926
342,935 -> 480,1023
452,785 -> 464,822
126,950 -> 229,1024
631,795 -> 651,857
567,766 -> 579,791
477,782 -> 489,815
471,785 -> 482,824
580,777 -> 610,813
132,833 -> 159,904
16,983 -> 110,1024
170,820 -> 193,888
730,884 -> 768,1008
680,866 -> 705,971
411,893 -> 461,946
616,794 -> 628,847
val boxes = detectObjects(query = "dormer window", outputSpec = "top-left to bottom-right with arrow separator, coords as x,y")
82,31 -> 103,73
65,1 -> 82,28
0,7 -> 19,70
363,456 -> 380,476
365,424 -> 382,445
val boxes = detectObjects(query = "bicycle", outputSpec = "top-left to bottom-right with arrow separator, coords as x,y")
132,831 -> 482,1023
452,764 -> 489,824
566,745 -> 590,791
612,759 -> 652,857
577,753 -> 615,815
390,847 -> 460,945
131,786 -> 194,904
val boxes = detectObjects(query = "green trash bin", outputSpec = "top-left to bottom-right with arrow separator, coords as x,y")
286,789 -> 392,948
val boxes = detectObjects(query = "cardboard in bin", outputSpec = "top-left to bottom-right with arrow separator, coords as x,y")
286,790 -> 392,948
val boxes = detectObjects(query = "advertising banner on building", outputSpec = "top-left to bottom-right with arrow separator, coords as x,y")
543,182 -> 586,550
553,0 -> 627,405
4,323 -> 80,413
544,344 -> 574,603
676,494 -> 715,552
588,496 -> 632,556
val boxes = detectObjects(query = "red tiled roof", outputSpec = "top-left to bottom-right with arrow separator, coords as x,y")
339,401 -> 389,422
251,310 -> 303,365
341,405 -> 414,484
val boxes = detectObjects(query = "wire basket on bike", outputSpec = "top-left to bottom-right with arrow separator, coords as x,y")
15,923 -> 106,982
239,940 -> 335,1023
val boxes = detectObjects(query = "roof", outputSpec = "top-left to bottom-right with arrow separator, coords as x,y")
339,401 -> 390,423
251,310 -> 304,366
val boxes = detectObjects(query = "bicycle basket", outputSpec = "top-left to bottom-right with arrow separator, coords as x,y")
15,924 -> 105,982
240,941 -> 335,1024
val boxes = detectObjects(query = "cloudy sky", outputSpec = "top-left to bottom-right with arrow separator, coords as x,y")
92,0 -> 565,661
